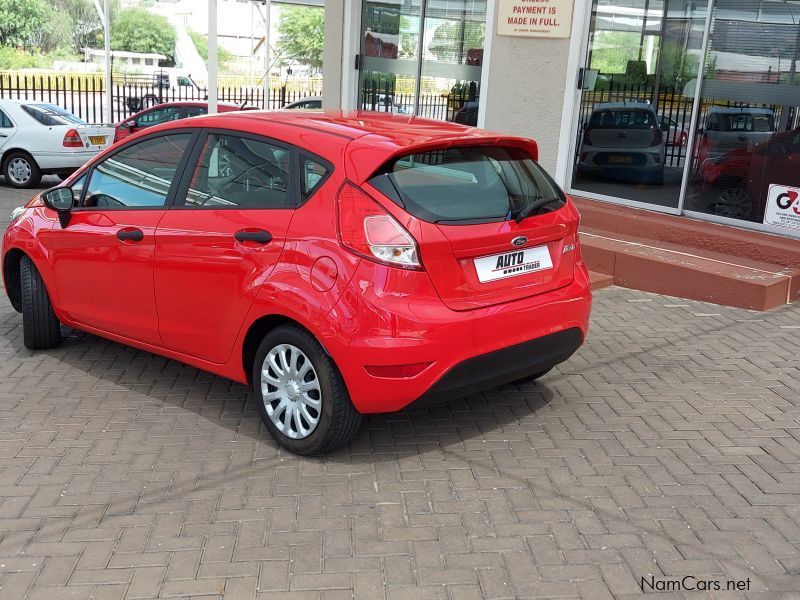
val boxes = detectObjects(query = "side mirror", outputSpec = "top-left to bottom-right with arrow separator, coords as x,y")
661,122 -> 670,132
121,119 -> 136,130
42,187 -> 73,228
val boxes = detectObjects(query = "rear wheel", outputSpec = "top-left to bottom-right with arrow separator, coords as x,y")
4,152 -> 42,189
252,325 -> 361,455
20,255 -> 61,350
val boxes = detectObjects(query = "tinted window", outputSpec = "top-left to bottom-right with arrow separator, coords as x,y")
182,106 -> 207,118
183,134 -> 292,208
301,157 -> 330,199
589,109 -> 656,129
708,112 -> 775,133
137,106 -> 183,127
0,109 -> 12,128
82,134 -> 191,208
368,146 -> 565,223
22,104 -> 84,126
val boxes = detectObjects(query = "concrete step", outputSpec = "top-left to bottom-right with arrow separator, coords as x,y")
589,271 -> 614,291
580,229 -> 800,311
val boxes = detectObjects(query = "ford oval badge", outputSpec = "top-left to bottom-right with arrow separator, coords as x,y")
512,236 -> 528,247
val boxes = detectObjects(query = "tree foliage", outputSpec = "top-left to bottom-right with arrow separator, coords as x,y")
429,20 -> 484,63
0,0 -> 49,47
111,8 -> 176,65
188,29 -> 234,69
277,6 -> 324,71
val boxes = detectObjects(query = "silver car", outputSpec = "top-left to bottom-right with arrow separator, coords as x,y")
578,102 -> 666,185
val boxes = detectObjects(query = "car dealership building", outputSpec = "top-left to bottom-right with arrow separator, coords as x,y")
319,0 -> 800,240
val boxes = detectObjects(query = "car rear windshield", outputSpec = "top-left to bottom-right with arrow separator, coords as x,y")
367,146 -> 565,224
589,109 -> 656,129
709,113 -> 775,133
22,104 -> 85,126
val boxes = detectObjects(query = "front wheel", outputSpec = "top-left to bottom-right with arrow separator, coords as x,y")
20,255 -> 61,350
253,325 -> 361,455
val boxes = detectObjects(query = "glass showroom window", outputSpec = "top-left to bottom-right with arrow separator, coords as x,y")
358,0 -> 487,125
569,0 -> 709,212
684,0 -> 800,237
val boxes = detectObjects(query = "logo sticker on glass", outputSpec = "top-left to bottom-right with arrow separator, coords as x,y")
764,184 -> 800,230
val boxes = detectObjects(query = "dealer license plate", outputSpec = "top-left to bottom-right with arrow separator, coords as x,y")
474,245 -> 553,283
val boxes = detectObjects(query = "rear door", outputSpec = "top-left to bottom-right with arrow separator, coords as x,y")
365,145 -> 579,311
0,107 -> 16,153
153,130 -> 298,363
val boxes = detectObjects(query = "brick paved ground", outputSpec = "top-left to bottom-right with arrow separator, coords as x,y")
1,180 -> 800,599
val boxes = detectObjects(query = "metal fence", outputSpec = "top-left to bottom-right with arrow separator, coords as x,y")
0,72 -> 322,124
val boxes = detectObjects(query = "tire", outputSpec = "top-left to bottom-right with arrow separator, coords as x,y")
513,367 -> 552,385
20,255 -> 61,350
252,325 -> 361,455
56,169 -> 77,182
4,151 -> 42,189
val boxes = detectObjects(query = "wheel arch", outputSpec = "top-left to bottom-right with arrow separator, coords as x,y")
1,147 -> 36,168
2,247 -> 25,312
241,314 -> 331,385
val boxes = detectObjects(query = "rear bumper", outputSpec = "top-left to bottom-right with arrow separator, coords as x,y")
33,150 -> 103,171
419,327 -> 583,404
322,261 -> 592,414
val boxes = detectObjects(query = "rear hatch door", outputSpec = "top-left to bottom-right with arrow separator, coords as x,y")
365,143 -> 579,311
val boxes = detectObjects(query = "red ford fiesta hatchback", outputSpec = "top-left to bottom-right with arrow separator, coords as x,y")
2,111 -> 592,454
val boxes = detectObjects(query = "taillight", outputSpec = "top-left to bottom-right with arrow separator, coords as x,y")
650,127 -> 663,147
583,128 -> 593,146
63,129 -> 83,148
336,182 -> 421,270
680,131 -> 688,147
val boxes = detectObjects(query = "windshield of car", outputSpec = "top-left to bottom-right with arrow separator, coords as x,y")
589,109 -> 656,129
368,146 -> 565,224
22,104 -> 85,126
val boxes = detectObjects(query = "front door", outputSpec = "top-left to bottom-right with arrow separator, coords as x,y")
154,131 -> 296,364
43,132 -> 193,345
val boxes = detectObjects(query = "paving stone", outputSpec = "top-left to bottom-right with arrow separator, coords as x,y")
2,182 -> 800,597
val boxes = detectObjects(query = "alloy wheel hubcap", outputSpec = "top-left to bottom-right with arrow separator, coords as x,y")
261,344 -> 321,439
8,158 -> 31,184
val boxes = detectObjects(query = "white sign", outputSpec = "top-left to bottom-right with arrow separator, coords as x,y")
497,0 -> 574,38
764,184 -> 800,231
474,245 -> 553,283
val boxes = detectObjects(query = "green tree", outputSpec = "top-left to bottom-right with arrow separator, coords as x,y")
111,8 -> 176,64
188,29 -> 234,70
277,6 -> 324,71
0,0 -> 48,47
429,19 -> 484,63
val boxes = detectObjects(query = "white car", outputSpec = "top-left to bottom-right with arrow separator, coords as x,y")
0,100 -> 114,189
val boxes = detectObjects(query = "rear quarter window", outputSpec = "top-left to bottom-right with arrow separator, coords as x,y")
368,146 -> 565,224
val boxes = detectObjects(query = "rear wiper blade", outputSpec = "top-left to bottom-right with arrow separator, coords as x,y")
510,197 -> 561,224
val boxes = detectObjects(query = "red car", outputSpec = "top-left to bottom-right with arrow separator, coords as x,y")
113,101 -> 247,143
2,112 -> 592,454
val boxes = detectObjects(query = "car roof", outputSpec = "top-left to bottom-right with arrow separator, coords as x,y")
143,110 -> 537,183
594,102 -> 656,112
708,107 -> 774,115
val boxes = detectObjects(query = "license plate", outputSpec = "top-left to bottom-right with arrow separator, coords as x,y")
608,155 -> 632,164
474,245 -> 553,283
89,135 -> 106,145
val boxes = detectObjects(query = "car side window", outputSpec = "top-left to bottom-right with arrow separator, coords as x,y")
137,107 -> 182,127
0,109 -> 12,128
182,106 -> 206,118
183,133 -> 292,208
301,157 -> 330,199
81,134 -> 191,208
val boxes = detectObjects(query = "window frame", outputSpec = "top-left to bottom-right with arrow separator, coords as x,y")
0,108 -> 14,128
170,128 -> 334,211
72,128 -> 201,211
